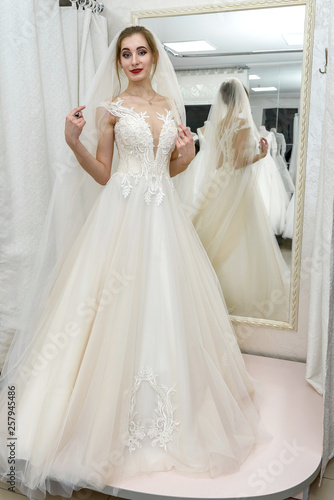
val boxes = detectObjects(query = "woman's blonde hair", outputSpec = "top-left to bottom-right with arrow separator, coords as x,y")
115,26 -> 159,84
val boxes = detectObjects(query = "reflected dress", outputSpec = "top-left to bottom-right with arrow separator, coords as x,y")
193,118 -> 290,321
0,98 -> 264,499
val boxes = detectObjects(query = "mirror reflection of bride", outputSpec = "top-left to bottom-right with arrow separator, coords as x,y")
189,78 -> 290,321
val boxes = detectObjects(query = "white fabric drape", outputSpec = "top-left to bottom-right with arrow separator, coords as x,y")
306,0 -> 334,477
0,0 -> 108,369
321,202 -> 334,480
305,10 -> 334,395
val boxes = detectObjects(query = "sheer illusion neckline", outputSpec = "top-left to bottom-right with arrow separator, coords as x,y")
113,97 -> 173,159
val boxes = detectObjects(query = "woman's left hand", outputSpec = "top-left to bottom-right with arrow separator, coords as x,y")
175,124 -> 195,166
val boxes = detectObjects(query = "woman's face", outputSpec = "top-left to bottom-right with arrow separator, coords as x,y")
119,33 -> 155,83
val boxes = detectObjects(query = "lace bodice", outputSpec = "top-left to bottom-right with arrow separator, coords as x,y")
98,98 -> 178,205
217,118 -> 254,174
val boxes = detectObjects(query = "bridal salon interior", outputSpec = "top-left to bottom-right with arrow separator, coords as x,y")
0,1 -> 333,500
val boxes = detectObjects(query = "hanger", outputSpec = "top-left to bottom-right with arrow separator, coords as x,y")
319,48 -> 328,74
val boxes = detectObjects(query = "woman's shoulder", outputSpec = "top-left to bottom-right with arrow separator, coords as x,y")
236,117 -> 251,128
219,116 -> 250,131
96,97 -> 122,122
153,92 -> 168,104
100,95 -> 123,105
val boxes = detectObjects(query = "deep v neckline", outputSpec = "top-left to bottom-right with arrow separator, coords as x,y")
114,97 -> 173,160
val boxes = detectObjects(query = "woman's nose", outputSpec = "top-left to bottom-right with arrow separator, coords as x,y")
132,53 -> 138,65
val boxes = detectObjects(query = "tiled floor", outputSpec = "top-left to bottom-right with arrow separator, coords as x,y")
0,458 -> 333,500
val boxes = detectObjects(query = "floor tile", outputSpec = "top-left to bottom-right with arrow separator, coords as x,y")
0,483 -> 111,500
42,489 -> 111,500
323,457 -> 334,480
0,479 -> 25,496
309,477 -> 334,500
0,488 -> 26,499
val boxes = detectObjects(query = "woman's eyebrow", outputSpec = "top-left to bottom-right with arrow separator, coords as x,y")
121,46 -> 147,52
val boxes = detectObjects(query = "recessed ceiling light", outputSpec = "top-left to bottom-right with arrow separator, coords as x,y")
251,87 -> 278,92
163,40 -> 216,53
282,33 -> 304,46
249,75 -> 261,80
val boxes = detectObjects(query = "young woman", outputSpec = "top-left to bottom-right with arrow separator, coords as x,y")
191,78 -> 290,321
0,28 -> 265,499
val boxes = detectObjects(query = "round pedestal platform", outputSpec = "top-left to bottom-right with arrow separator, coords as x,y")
100,354 -> 323,500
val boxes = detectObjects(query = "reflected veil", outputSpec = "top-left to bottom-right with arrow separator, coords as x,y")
186,77 -> 291,321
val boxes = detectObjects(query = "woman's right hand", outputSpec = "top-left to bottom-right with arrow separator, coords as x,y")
259,137 -> 268,159
65,106 -> 86,147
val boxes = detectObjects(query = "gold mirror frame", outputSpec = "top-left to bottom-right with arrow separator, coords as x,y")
132,0 -> 315,331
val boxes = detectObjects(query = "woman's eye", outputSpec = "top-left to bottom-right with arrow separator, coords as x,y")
138,50 -> 147,56
122,53 -> 131,58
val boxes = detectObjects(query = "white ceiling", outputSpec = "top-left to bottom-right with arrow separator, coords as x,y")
140,5 -> 305,96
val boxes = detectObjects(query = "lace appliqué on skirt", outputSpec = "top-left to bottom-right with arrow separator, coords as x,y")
125,367 -> 179,453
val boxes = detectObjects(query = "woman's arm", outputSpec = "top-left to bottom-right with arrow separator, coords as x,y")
169,124 -> 195,178
65,106 -> 115,185
233,127 -> 268,170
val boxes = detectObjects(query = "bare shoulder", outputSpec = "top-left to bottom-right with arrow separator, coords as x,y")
97,98 -> 117,125
115,93 -> 126,102
237,117 -> 252,131
154,93 -> 169,104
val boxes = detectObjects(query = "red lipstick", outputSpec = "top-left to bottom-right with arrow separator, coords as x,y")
130,69 -> 143,74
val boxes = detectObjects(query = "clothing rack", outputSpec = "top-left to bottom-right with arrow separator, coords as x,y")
60,1 -> 104,14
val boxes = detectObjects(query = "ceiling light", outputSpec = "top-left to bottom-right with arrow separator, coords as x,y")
282,33 -> 304,46
251,87 -> 277,92
163,40 -> 216,53
249,75 -> 260,80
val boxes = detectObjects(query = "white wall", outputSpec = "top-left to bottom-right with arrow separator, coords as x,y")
101,0 -> 328,362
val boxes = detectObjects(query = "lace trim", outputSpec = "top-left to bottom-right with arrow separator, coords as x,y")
99,98 -> 148,120
217,117 -> 253,173
125,367 -> 179,453
98,99 -> 177,206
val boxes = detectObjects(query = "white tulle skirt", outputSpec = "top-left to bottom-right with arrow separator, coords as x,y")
0,175 -> 266,499
193,168 -> 290,321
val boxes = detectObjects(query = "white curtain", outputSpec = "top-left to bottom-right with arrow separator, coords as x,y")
0,0 -> 108,369
321,203 -> 334,479
306,7 -> 334,394
306,0 -> 334,479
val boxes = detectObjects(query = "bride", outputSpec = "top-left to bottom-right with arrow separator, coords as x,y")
0,27 -> 265,500
190,78 -> 290,321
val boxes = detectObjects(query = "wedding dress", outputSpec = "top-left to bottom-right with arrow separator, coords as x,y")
0,97 -> 265,499
193,119 -> 290,320
190,79 -> 290,321
270,128 -> 295,197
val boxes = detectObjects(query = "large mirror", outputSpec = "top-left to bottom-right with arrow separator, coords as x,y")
132,0 -> 315,330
